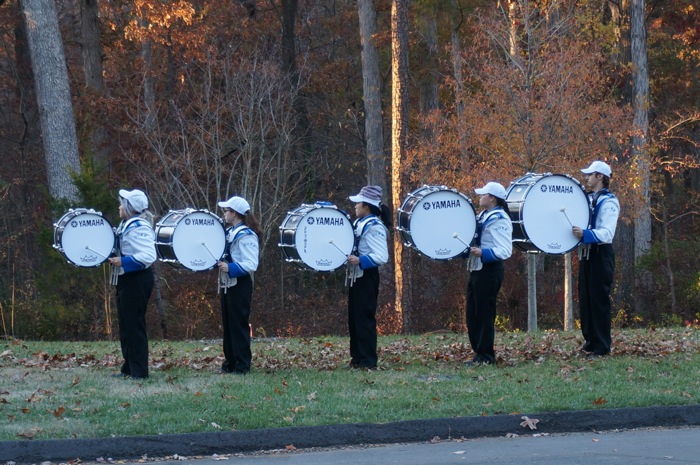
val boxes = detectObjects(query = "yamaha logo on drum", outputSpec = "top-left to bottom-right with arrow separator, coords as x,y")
540,184 -> 575,194
184,218 -> 216,226
71,218 -> 105,228
421,199 -> 462,210
306,216 -> 346,226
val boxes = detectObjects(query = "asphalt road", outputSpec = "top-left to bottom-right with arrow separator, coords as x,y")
158,427 -> 700,465
3,404 -> 700,464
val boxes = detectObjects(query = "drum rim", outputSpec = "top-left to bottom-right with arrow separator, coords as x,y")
278,202 -> 353,271
506,173 -> 590,254
398,186 -> 477,260
53,208 -> 115,267
154,209 -> 226,271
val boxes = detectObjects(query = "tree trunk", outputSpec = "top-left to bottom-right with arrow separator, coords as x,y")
281,0 -> 298,76
391,0 -> 410,333
564,252 -> 574,331
280,0 -> 313,189
14,1 -> 36,149
449,0 -> 467,159
80,0 -> 110,171
631,0 -> 652,313
357,0 -> 386,191
607,0 -> 635,315
660,204 -> 676,315
139,17 -> 156,132
80,0 -> 103,92
20,0 -> 81,202
527,253 -> 538,331
418,12 -> 439,118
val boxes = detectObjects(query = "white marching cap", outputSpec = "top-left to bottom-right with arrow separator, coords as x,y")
474,182 -> 507,200
119,189 -> 149,212
218,196 -> 251,215
581,160 -> 612,177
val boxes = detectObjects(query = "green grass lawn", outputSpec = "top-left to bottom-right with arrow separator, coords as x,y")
1,328 -> 698,441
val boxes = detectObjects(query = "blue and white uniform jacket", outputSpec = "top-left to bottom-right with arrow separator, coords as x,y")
348,214 -> 388,282
581,189 -> 620,246
468,207 -> 512,271
219,223 -> 259,290
115,217 -> 156,275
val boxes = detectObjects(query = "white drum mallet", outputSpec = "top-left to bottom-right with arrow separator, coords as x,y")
201,242 -> 220,262
452,232 -> 471,248
85,245 -> 109,260
328,239 -> 348,257
560,206 -> 574,228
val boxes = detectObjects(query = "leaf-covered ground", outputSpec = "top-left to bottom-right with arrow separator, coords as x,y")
1,327 -> 698,442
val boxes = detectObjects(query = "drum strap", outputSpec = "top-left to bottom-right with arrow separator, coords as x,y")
110,217 -> 146,286
469,208 -> 506,271
579,189 -> 616,261
220,224 -> 255,293
347,216 -> 382,287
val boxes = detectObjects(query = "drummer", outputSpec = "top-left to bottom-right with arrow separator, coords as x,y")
216,196 -> 261,375
572,161 -> 620,357
465,182 -> 513,366
346,186 -> 391,370
108,189 -> 157,380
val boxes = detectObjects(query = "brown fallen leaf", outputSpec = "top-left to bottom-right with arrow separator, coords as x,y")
593,397 -> 607,405
16,427 -> 42,439
520,416 -> 540,430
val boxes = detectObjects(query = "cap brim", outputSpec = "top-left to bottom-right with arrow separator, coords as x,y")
349,194 -> 380,207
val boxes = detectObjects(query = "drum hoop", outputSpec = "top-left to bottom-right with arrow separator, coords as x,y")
398,185 -> 476,260
53,208 -> 115,267
278,202 -> 353,271
507,173 -> 590,254
155,209 -> 226,271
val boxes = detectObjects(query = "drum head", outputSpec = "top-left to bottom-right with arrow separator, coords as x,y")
282,205 -> 354,271
54,210 -> 115,267
400,187 -> 476,260
507,174 -> 590,254
158,210 -> 226,271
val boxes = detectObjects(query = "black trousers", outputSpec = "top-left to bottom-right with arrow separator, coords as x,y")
116,268 -> 154,378
466,261 -> 504,364
221,274 -> 253,373
579,244 -> 615,355
348,267 -> 379,368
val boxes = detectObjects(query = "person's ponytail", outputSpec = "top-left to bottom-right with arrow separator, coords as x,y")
368,202 -> 392,228
496,197 -> 510,217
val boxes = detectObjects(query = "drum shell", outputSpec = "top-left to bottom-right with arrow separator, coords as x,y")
506,184 -> 536,253
155,209 -> 226,271
53,208 -> 116,267
397,186 -> 477,260
155,211 -> 184,262
506,173 -> 590,254
278,203 -> 354,272
278,210 -> 306,261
